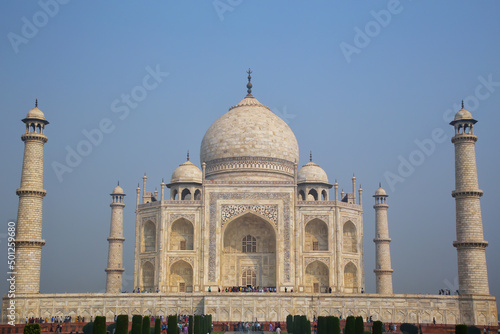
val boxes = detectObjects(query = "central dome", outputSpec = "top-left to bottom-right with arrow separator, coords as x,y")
200,96 -> 299,164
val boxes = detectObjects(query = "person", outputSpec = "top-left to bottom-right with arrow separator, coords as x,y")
269,322 -> 273,332
276,327 -> 281,334
285,287 -> 287,292
433,317 -> 436,325
208,286 -> 211,292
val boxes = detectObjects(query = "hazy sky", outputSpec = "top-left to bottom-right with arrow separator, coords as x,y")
1,1 -> 499,304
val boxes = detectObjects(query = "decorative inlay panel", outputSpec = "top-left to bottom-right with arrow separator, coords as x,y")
304,257 -> 330,268
209,192 -> 292,282
170,214 -> 195,224
169,256 -> 194,267
304,215 -> 328,225
343,258 -> 358,267
141,258 -> 155,266
221,204 -> 278,228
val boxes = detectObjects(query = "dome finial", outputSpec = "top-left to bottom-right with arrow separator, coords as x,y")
379,182 -> 381,187
462,100 -> 464,109
35,99 -> 38,108
117,181 -> 120,186
310,151 -> 312,162
246,68 -> 253,97
187,150 -> 190,161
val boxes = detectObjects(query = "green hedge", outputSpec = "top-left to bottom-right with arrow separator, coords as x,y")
371,321 -> 382,334
188,315 -> 193,334
132,315 -> 143,334
194,315 -> 202,334
355,317 -> 364,334
23,324 -> 41,334
345,316 -> 355,334
116,315 -> 129,334
82,322 -> 94,334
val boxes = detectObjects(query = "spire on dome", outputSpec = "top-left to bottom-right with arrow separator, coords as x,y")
35,99 -> 38,107
310,151 -> 312,162
246,68 -> 253,97
462,100 -> 464,109
187,150 -> 190,161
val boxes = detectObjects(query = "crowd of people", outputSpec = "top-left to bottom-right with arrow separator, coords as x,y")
25,316 -> 76,324
213,286 -> 278,293
438,289 -> 459,295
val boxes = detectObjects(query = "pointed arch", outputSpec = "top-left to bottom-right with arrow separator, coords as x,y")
170,260 -> 193,292
343,221 -> 357,253
143,220 -> 156,252
170,218 -> 194,250
194,189 -> 201,200
304,218 -> 328,251
181,188 -> 191,200
344,262 -> 358,293
298,190 -> 305,201
321,190 -> 328,201
307,189 -> 318,201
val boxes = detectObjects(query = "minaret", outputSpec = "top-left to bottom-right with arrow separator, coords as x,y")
373,184 -> 394,294
105,183 -> 126,293
450,103 -> 489,295
15,101 -> 49,294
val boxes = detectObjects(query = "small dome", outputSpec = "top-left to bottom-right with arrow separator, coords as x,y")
171,160 -> 202,184
112,185 -> 124,194
26,107 -> 47,121
297,161 -> 329,184
453,107 -> 473,122
374,186 -> 387,196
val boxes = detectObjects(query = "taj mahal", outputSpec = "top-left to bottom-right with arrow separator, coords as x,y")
2,71 -> 498,326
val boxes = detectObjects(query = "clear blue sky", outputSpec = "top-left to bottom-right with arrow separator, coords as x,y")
1,1 -> 499,304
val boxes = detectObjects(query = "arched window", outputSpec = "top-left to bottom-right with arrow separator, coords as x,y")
241,269 -> 256,286
308,189 -> 318,201
172,189 -> 178,200
298,190 -> 305,201
194,189 -> 201,200
321,190 -> 328,201
181,189 -> 191,200
142,261 -> 154,291
242,235 -> 256,253
343,221 -> 357,253
344,262 -> 358,292
143,221 -> 156,252
170,218 -> 194,250
305,219 -> 328,251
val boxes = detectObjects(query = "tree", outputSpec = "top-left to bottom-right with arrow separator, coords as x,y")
371,321 -> 382,334
205,315 -> 212,334
82,322 -> 94,334
345,316 -> 356,334
400,323 -> 418,334
305,319 -> 311,334
167,315 -> 178,334
194,315 -> 202,334
93,316 -> 107,334
317,316 -> 326,334
132,315 -> 143,334
355,317 -> 364,334
23,324 -> 41,334
331,316 -> 340,334
143,316 -> 151,334
455,325 -> 467,334
116,315 -> 129,334
188,315 -> 193,334
468,326 -> 481,334
155,318 -> 161,334
287,314 -> 294,334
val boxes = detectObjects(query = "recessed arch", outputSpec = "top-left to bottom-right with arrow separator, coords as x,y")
321,190 -> 328,201
170,218 -> 194,250
305,218 -> 328,251
222,212 -> 276,288
305,260 -> 329,293
344,262 -> 358,293
142,261 -> 155,291
343,221 -> 357,253
143,220 -> 156,252
169,260 -> 193,292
